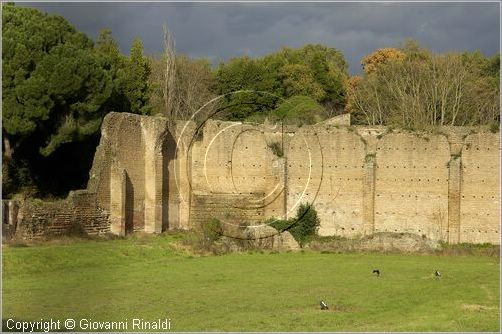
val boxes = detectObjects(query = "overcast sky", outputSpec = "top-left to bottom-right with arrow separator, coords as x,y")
18,1 -> 501,74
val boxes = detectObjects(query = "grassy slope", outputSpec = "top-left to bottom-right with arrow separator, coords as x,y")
2,235 -> 500,332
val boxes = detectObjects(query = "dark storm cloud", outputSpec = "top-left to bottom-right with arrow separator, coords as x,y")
17,1 -> 500,74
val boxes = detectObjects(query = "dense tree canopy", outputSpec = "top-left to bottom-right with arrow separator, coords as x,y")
214,44 -> 348,121
2,4 -> 151,196
272,95 -> 326,125
214,56 -> 277,121
3,4 -> 97,152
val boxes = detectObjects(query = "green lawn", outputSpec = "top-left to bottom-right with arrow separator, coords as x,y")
2,235 -> 500,332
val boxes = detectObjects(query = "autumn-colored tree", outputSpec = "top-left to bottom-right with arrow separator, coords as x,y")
343,75 -> 362,114
361,47 -> 406,74
350,43 -> 500,129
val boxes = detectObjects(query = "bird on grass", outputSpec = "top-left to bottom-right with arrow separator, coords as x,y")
372,269 -> 380,277
320,300 -> 329,310
435,270 -> 441,279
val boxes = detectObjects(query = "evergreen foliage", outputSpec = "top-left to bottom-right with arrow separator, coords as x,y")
269,203 -> 321,247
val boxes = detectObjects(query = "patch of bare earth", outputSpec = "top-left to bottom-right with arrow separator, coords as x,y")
461,304 -> 499,312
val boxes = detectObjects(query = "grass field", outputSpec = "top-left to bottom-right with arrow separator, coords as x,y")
2,234 -> 500,332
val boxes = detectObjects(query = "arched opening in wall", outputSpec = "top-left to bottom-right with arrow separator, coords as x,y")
162,128 -> 177,232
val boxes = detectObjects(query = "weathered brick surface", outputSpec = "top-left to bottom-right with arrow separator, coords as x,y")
460,133 -> 500,244
9,112 -> 499,244
190,192 -> 266,228
11,191 -> 109,239
89,113 -> 146,230
374,132 -> 450,240
82,114 -> 502,245
286,126 -> 366,237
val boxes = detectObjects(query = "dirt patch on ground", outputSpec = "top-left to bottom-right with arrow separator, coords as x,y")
290,304 -> 358,313
462,304 -> 499,312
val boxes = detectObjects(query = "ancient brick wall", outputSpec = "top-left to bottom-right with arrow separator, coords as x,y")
89,113 -> 146,230
11,113 -> 498,244
460,133 -> 500,243
190,192 -> 266,228
89,113 -> 173,233
373,132 -> 450,240
186,121 -> 499,244
189,120 -> 286,223
286,126 -> 367,237
95,114 -> 500,244
8,191 -> 109,239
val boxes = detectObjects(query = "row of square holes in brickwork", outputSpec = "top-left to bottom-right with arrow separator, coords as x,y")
288,193 -> 448,199
205,175 -> 451,183
289,177 -> 447,182
460,229 -> 499,234
331,226 -> 500,234
376,147 -> 443,151
206,210 -> 264,216
225,145 -> 495,152
378,178 -> 446,182
325,227 -> 493,234
372,228 -> 499,234
461,195 -> 498,199
460,212 -> 496,217
285,194 -> 496,200
195,162 -> 267,168
374,211 -> 495,217
290,164 -> 450,169
283,176 -> 491,184
288,146 -> 483,152
462,166 -> 494,170
202,163 -> 493,171
376,146 -> 493,151
375,211 -> 437,216
464,146 -> 494,151
208,176 -> 281,180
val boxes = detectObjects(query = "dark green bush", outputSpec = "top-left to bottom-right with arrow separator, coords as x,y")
489,122 -> 500,133
269,203 -> 320,247
267,142 -> 284,157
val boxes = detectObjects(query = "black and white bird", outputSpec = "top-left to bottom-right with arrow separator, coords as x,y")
373,269 -> 380,277
320,300 -> 329,310
435,270 -> 441,279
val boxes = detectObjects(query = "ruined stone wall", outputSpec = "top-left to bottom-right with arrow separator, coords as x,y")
89,113 -> 174,234
373,133 -> 450,240
7,191 -> 109,239
190,193 -> 266,229
189,120 -> 286,224
460,133 -> 500,244
93,114 -> 499,244
10,113 -> 498,244
286,126 -> 366,237
89,113 -> 146,231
